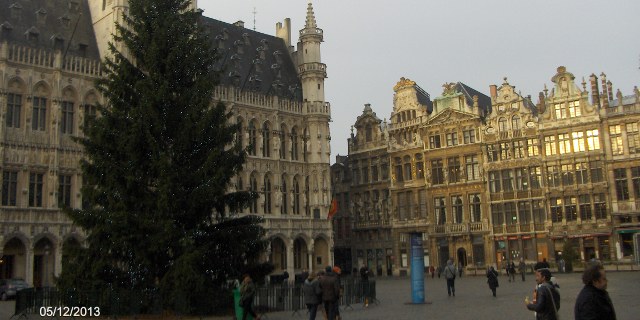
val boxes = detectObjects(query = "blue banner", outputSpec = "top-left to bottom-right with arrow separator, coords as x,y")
410,233 -> 425,303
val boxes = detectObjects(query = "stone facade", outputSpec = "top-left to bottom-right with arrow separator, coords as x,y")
0,0 -> 332,286
335,68 -> 640,276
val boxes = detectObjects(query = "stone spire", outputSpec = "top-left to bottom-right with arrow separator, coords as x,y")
305,2 -> 317,29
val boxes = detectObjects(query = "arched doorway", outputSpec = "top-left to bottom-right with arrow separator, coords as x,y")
270,238 -> 287,272
293,238 -> 308,272
313,237 -> 329,271
1,237 -> 27,279
33,238 -> 55,288
457,247 -> 467,267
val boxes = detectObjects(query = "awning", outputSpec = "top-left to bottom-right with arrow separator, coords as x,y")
616,229 -> 640,234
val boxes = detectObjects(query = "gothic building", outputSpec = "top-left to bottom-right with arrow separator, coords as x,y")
0,0 -> 332,286
336,68 -> 639,276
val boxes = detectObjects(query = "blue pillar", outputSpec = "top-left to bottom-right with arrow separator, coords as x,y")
410,232 -> 425,303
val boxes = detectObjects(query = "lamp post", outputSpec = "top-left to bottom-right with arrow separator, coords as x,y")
43,244 -> 50,288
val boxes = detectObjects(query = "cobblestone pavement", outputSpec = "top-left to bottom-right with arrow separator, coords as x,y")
2,271 -> 638,320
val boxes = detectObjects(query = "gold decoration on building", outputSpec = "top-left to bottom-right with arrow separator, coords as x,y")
393,77 -> 416,92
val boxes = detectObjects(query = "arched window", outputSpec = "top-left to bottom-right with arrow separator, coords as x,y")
470,194 -> 481,222
453,196 -> 463,223
294,178 -> 301,214
281,175 -> 288,214
236,117 -> 244,148
279,124 -> 287,159
263,175 -> 272,214
511,115 -> 521,130
305,176 -> 310,216
262,122 -> 271,158
498,117 -> 508,132
394,157 -> 403,182
303,128 -> 309,162
403,155 -> 412,181
291,127 -> 299,160
250,174 -> 258,213
248,121 -> 257,156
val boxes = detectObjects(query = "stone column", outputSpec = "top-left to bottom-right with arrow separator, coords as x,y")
307,239 -> 315,273
286,238 -> 294,283
54,241 -> 63,277
25,247 -> 34,286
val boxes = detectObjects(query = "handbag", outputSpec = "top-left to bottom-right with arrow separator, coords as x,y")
544,285 -> 560,320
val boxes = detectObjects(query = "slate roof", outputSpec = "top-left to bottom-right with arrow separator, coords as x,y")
456,82 -> 492,114
610,95 -> 637,107
200,17 -> 303,101
0,0 -> 100,60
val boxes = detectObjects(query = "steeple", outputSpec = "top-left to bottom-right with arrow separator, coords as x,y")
305,2 -> 318,29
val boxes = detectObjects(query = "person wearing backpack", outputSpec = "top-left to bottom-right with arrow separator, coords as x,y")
443,259 -> 457,297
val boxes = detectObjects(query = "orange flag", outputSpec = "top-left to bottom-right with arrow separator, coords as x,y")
328,198 -> 338,219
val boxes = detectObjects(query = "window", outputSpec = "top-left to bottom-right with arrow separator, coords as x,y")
594,193 -> 607,219
572,131 -> 585,152
544,136 -> 557,156
263,175 -> 272,214
614,168 -> 629,200
291,128 -> 299,160
6,93 -> 22,128
464,155 -> 480,181
547,165 -> 560,187
527,138 -> 540,157
59,175 -> 72,207
262,123 -> 271,157
250,175 -> 258,213
564,196 -> 577,221
294,179 -> 301,214
491,203 -> 504,225
398,192 -> 408,220
29,173 -> 44,207
487,144 -> 499,162
362,166 -> 370,183
418,190 -> 427,219
558,133 -> 571,154
554,103 -> 566,119
353,168 -> 361,185
575,162 -> 589,185
448,157 -> 461,183
83,104 -> 97,131
627,123 -> 640,154
498,118 -> 508,132
579,194 -> 592,221
568,101 -> 581,117
435,197 -> 446,225
610,125 -> 623,155
280,176 -> 288,214
583,129 -> 599,151
394,157 -> 403,183
60,101 -> 74,134
530,166 -> 542,189
248,121 -> 257,156
513,140 -> 525,159
512,115 -> 521,129
371,165 -> 379,181
2,171 -> 18,206
533,200 -> 546,224
561,164 -> 574,186
431,159 -> 444,185
590,160 -> 604,183
415,154 -> 424,179
381,162 -> 389,180
489,171 -> 501,193
452,196 -> 463,224
469,194 -> 481,222
32,97 -> 47,131
501,169 -> 513,192
279,130 -> 286,159
446,132 -> 458,146
429,135 -> 441,149
500,142 -> 511,160
518,201 -> 532,224
505,202 -> 517,225
365,124 -> 372,142
463,129 -> 475,144
632,167 -> 640,199
550,197 -> 563,222
515,168 -> 529,191
403,156 -> 412,181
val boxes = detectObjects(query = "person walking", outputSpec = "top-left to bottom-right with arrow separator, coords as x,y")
487,266 -> 499,297
509,261 -> 516,282
519,258 -> 527,282
240,274 -> 261,320
429,265 -> 435,279
458,262 -> 463,278
443,259 -> 457,297
303,272 -> 322,320
319,266 -> 340,320
360,264 -> 370,307
574,264 -> 617,320
525,268 -> 560,320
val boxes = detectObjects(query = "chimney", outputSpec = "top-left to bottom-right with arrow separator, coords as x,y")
607,81 -> 613,103
600,73 -> 609,102
589,74 -> 600,107
537,92 -> 546,114
489,84 -> 497,101
234,20 -> 245,28
276,18 -> 291,48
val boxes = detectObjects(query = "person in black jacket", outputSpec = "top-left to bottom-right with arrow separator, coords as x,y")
574,264 -> 617,320
525,268 -> 560,320
487,266 -> 499,297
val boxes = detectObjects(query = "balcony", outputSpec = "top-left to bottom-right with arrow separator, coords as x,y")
431,221 -> 489,235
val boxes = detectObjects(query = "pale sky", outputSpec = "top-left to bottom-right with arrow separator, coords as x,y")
198,0 -> 640,163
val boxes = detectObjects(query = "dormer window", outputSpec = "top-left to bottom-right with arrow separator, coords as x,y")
260,39 -> 268,50
25,26 -> 39,43
51,34 -> 64,51
234,40 -> 244,54
78,43 -> 88,57
242,33 -> 251,45
69,0 -> 80,12
36,8 -> 47,25
273,50 -> 283,64
59,15 -> 71,28
10,3 -> 23,20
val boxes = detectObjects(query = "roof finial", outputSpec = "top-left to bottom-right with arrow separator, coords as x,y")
252,7 -> 257,31
305,2 -> 317,29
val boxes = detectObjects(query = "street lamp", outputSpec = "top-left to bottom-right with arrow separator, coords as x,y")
44,244 -> 50,288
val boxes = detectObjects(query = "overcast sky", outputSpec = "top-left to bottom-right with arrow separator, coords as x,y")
198,0 -> 640,163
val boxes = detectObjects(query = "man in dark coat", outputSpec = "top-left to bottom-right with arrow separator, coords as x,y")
526,268 -> 560,320
574,264 -> 617,320
487,266 -> 499,297
318,266 -> 340,320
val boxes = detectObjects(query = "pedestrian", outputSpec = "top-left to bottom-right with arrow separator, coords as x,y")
240,274 -> 261,320
318,266 -> 340,320
429,265 -> 435,279
283,270 -> 290,286
332,266 -> 342,320
509,261 -> 516,282
458,262 -> 463,278
443,259 -> 457,297
525,268 -> 560,320
437,265 -> 442,278
360,264 -> 370,307
487,266 -> 499,297
303,272 -> 322,320
534,258 -> 550,271
519,258 -> 527,282
574,264 -> 617,320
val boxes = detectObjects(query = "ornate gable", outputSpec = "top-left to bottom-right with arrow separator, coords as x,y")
427,108 -> 478,125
